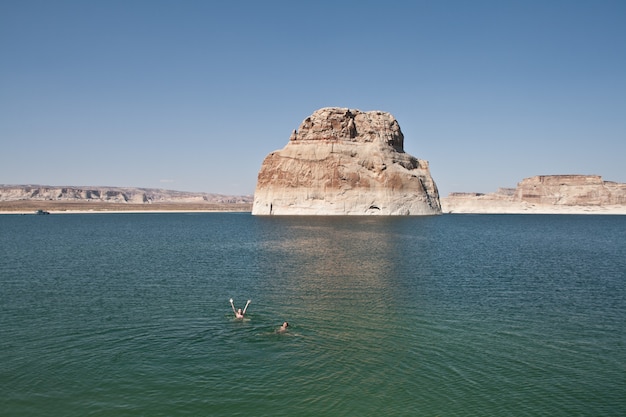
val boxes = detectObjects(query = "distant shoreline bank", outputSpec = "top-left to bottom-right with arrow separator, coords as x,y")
440,198 -> 626,215
0,201 -> 252,215
2,200 -> 625,215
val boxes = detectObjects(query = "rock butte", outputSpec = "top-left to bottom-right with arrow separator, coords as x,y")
252,107 -> 441,215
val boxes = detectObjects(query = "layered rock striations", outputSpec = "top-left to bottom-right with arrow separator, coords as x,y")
441,175 -> 626,214
515,175 -> 626,206
252,107 -> 441,215
0,185 -> 252,204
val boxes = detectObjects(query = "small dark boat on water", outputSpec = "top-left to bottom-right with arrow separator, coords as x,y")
35,210 -> 50,215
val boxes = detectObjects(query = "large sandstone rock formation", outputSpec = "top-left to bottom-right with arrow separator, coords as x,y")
252,107 -> 441,215
441,175 -> 626,214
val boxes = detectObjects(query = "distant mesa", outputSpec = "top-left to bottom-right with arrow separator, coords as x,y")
515,175 -> 626,206
252,107 -> 441,215
442,175 -> 626,214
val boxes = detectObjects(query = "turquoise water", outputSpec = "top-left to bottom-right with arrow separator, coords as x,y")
1,213 -> 625,416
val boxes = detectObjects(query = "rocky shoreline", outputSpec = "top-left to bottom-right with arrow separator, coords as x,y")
3,175 -> 625,215
440,198 -> 626,215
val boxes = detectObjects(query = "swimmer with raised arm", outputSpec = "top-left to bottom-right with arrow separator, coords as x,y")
229,298 -> 251,319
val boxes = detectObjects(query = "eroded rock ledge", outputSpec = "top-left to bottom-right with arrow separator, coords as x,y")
252,107 -> 441,215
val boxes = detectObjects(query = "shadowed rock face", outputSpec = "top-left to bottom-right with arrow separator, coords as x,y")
252,107 -> 441,215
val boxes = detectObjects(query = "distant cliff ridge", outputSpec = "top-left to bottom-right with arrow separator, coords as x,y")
0,185 -> 253,204
442,175 -> 626,214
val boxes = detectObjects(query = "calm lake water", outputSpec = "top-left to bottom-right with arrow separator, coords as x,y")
1,213 -> 625,416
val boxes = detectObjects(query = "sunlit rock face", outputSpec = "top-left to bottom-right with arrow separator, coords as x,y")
515,175 -> 626,205
440,175 -> 626,214
252,107 -> 441,215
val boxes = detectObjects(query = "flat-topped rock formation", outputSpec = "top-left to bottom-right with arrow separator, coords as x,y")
441,175 -> 626,214
252,107 -> 441,215
0,185 -> 252,204
515,175 -> 625,205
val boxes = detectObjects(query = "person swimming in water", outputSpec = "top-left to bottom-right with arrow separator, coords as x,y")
229,298 -> 250,319
276,321 -> 289,333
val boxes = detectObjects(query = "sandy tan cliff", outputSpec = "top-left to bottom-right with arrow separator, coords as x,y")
515,175 -> 625,205
252,107 -> 441,215
441,175 -> 626,214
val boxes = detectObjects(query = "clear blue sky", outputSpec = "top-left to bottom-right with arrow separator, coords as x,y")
1,0 -> 625,196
